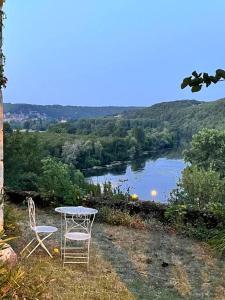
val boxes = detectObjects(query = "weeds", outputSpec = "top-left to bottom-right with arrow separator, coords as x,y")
98,207 -> 146,229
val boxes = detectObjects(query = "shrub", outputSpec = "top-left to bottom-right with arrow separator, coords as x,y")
167,166 -> 225,240
38,157 -> 85,205
165,204 -> 188,226
184,128 -> 225,178
84,182 -> 101,197
98,207 -> 146,229
209,230 -> 225,254
169,166 -> 225,210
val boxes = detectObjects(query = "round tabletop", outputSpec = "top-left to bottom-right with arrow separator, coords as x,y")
55,206 -> 98,215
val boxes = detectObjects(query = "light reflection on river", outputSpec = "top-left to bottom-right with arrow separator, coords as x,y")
86,157 -> 185,203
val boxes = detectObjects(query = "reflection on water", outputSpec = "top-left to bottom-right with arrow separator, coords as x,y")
130,159 -> 146,172
86,157 -> 185,203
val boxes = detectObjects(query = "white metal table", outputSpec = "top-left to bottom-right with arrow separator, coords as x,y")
55,206 -> 98,262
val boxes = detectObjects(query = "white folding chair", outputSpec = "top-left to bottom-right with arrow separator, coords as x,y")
21,197 -> 57,258
63,212 -> 96,268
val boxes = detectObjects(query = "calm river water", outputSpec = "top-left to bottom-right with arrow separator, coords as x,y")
86,157 -> 185,203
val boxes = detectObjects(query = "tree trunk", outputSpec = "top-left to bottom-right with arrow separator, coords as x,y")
0,1 -> 4,231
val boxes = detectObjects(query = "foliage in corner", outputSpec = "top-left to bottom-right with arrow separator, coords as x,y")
0,0 -> 7,89
181,69 -> 225,92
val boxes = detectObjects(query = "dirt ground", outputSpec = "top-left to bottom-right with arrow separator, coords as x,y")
12,206 -> 225,300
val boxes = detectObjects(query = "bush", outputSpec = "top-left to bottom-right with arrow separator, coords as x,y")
169,166 -> 225,210
184,128 -> 225,178
38,157 -> 85,205
165,204 -> 188,226
209,230 -> 225,254
166,166 -> 225,240
98,207 -> 146,229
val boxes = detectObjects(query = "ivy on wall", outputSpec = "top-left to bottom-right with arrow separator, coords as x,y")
0,4 -> 7,89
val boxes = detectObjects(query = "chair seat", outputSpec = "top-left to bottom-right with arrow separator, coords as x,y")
65,232 -> 90,241
32,225 -> 58,233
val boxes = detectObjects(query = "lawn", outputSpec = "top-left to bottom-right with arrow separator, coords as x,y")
6,205 -> 225,300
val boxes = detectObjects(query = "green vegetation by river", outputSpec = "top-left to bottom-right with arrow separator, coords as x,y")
5,97 -> 225,198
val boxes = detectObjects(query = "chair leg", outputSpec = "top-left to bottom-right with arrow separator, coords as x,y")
26,233 -> 53,258
39,240 -> 53,258
26,241 -> 41,258
20,238 -> 35,255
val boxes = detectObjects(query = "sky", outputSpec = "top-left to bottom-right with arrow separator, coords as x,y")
3,0 -> 225,106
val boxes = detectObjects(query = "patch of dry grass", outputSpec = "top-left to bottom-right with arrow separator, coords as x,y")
170,255 -> 192,297
12,250 -> 135,300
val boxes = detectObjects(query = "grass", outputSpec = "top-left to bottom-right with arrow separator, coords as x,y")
4,204 -> 225,299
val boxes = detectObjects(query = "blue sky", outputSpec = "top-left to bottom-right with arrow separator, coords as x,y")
3,0 -> 225,106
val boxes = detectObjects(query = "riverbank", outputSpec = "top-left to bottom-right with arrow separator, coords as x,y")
6,204 -> 225,299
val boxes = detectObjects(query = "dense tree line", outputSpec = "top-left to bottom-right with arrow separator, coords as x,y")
4,103 -> 140,121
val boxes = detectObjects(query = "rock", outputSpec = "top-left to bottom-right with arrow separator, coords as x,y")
161,262 -> 169,268
0,244 -> 17,268
165,282 -> 174,288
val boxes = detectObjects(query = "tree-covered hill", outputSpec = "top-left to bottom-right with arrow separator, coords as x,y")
123,99 -> 202,120
123,98 -> 225,133
4,103 -> 142,120
47,98 -> 225,148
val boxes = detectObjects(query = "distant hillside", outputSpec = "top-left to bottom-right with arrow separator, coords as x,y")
123,98 -> 225,130
47,98 -> 225,147
7,99 -> 225,144
123,100 -> 202,120
122,98 -> 225,142
4,103 -> 142,120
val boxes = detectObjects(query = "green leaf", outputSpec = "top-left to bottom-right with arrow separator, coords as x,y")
216,69 -> 225,79
190,78 -> 203,86
210,76 -> 219,84
203,73 -> 209,80
191,85 -> 202,92
181,77 -> 192,89
192,71 -> 198,77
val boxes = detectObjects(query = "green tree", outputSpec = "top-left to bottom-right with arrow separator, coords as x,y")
4,132 -> 45,190
3,122 -> 12,133
62,141 -> 83,166
38,157 -> 84,205
94,140 -> 103,159
170,166 -> 225,210
132,127 -> 145,144
184,128 -> 225,177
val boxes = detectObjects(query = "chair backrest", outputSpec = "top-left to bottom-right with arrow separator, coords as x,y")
27,197 -> 36,229
64,213 -> 95,236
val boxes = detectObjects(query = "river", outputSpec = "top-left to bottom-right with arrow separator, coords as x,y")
86,157 -> 185,203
